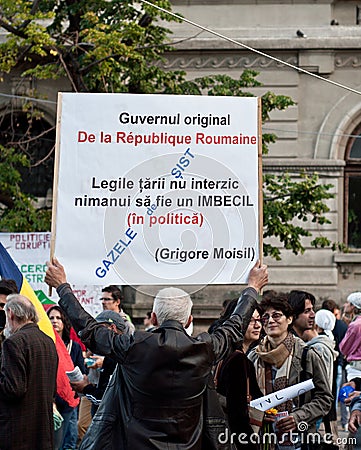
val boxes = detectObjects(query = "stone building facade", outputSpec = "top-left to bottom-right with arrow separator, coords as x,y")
1,0 -> 361,330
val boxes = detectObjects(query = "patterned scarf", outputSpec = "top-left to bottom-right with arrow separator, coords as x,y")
254,332 -> 295,412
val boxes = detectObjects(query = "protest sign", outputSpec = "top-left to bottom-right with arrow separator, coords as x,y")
52,93 -> 261,288
0,232 -> 102,316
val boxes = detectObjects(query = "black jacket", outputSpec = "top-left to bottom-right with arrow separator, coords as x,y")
83,355 -> 116,413
57,283 -> 258,450
217,351 -> 262,449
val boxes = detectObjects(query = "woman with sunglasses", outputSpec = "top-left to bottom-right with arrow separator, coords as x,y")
248,294 -> 333,449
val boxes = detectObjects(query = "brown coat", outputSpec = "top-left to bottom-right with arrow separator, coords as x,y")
0,323 -> 58,450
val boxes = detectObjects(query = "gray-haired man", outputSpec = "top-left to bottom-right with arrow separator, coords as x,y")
0,295 -> 58,450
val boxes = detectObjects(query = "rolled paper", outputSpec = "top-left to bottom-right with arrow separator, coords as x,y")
65,366 -> 84,383
250,379 -> 315,411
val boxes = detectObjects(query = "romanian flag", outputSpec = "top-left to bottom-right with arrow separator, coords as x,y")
0,242 -> 55,339
0,242 -> 79,408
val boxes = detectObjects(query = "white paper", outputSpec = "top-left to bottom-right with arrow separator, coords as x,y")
65,366 -> 83,382
250,379 -> 315,412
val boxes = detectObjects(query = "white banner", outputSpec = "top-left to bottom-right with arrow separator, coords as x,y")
54,93 -> 260,287
250,379 -> 315,412
0,233 -> 102,317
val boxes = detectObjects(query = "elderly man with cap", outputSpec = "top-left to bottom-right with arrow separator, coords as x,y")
70,310 -> 128,417
340,292 -> 361,382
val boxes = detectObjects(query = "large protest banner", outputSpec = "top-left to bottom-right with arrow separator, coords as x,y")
0,232 -> 102,316
52,93 -> 261,287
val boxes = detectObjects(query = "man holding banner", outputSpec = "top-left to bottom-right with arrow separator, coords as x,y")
45,256 -> 268,449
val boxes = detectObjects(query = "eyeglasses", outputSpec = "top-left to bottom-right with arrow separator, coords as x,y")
261,312 -> 284,325
100,298 -> 115,302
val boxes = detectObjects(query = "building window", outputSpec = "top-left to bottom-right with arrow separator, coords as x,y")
345,126 -> 361,249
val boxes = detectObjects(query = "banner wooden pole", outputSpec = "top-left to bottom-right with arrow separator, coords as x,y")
49,92 -> 63,297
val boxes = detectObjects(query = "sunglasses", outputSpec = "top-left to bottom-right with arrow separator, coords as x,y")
261,312 -> 284,325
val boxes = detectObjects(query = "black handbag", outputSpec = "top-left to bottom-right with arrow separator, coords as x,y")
203,375 -> 233,450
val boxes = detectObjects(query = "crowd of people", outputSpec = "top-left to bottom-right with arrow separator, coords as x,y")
0,261 -> 361,449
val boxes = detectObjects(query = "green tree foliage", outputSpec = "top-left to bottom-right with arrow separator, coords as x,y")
0,147 -> 50,231
0,0 -> 335,257
263,173 -> 334,260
